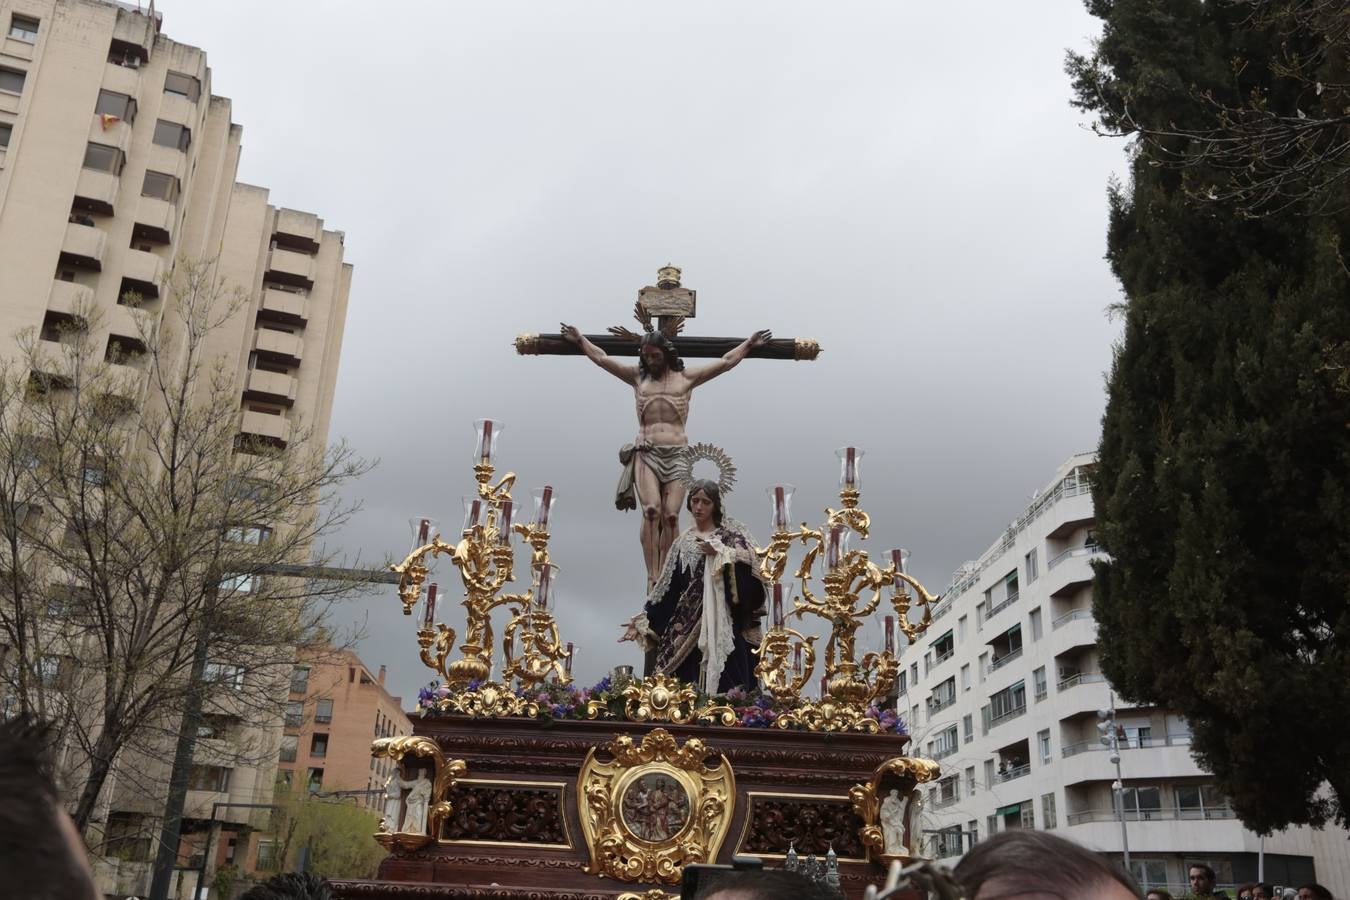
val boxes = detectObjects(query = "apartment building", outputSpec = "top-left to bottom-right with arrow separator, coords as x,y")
0,1 -> 352,895
898,453 -> 1350,896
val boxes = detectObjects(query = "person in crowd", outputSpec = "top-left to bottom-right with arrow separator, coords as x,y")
952,830 -> 1139,899
699,869 -> 843,899
239,872 -> 334,900
1250,885 -> 1276,900
1148,891 -> 1176,900
1296,885 -> 1333,900
1187,862 -> 1231,898
0,716 -> 100,900
1239,884 -> 1257,900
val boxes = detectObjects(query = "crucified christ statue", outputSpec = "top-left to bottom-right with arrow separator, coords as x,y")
558,319 -> 770,591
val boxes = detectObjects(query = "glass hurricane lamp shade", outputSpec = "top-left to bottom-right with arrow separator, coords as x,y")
422,582 -> 439,628
825,524 -> 850,572
771,583 -> 785,626
889,548 -> 911,597
564,642 -> 575,675
496,499 -> 515,546
462,496 -> 487,532
793,644 -> 804,676
767,484 -> 795,531
473,418 -> 503,464
884,614 -> 895,653
532,485 -> 557,530
534,562 -> 560,610
408,516 -> 439,552
835,446 -> 864,491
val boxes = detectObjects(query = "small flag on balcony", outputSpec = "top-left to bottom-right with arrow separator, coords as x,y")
100,114 -> 121,130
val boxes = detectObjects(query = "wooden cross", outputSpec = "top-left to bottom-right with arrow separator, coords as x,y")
513,265 -> 822,362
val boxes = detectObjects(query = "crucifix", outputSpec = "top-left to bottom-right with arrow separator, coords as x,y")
514,265 -> 821,593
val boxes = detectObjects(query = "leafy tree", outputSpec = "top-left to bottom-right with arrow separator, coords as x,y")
0,259 -> 371,833
270,787 -> 387,880
1068,0 -> 1350,831
1071,0 -> 1349,216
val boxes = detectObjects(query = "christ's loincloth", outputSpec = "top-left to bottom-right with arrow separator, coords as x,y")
615,443 -> 686,511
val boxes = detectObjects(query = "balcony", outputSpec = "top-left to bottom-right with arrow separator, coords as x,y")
88,113 -> 132,153
259,288 -> 308,325
1047,546 -> 1104,598
266,248 -> 316,288
986,589 -> 1018,619
274,209 -> 322,253
989,646 -> 1023,673
107,302 -> 152,338
253,329 -> 303,366
75,169 -> 119,216
239,410 -> 292,445
47,281 -> 93,316
929,695 -> 956,715
145,141 -> 188,184
61,223 -> 107,269
122,249 -> 163,295
1052,608 -> 1093,630
158,93 -> 195,131
1057,672 -> 1106,692
998,763 -> 1031,782
102,60 -> 141,95
244,369 -> 297,407
1066,805 -> 1235,826
1061,732 -> 1193,759
989,704 -> 1027,728
133,197 -> 175,244
111,9 -> 155,62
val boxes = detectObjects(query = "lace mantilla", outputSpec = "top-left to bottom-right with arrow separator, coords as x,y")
644,517 -> 759,610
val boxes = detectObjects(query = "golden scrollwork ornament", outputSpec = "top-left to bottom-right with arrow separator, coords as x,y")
370,735 -> 468,853
578,728 -> 735,884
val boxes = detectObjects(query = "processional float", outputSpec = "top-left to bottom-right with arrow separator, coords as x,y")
338,270 -> 945,900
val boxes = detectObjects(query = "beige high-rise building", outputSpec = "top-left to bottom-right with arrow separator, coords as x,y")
0,1 -> 352,895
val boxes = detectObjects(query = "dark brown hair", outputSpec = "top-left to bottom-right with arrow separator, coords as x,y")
687,479 -> 724,526
638,330 -> 685,378
953,830 -> 1139,899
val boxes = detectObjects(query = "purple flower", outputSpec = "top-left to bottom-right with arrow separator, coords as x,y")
594,676 -> 612,692
551,703 -> 570,718
536,692 -> 550,704
467,678 -> 483,691
436,686 -> 451,698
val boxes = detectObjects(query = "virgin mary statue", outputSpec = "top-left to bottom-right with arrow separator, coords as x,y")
623,473 -> 767,693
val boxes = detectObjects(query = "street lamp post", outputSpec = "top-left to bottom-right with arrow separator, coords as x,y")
1097,695 -> 1131,871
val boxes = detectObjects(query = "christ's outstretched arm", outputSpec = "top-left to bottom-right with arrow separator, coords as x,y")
685,329 -> 772,388
560,322 -> 638,385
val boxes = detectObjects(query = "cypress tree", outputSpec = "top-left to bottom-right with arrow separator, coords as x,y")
1068,0 -> 1350,831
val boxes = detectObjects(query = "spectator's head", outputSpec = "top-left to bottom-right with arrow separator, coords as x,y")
1296,885 -> 1332,900
699,869 -> 842,899
1146,891 -> 1174,900
239,872 -> 334,900
1240,884 -> 1257,900
1252,884 -> 1277,900
1189,863 -> 1218,896
952,830 -> 1138,899
0,716 -> 100,900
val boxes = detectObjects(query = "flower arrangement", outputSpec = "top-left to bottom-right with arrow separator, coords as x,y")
415,676 -> 908,735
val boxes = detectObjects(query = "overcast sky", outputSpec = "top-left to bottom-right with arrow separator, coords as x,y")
169,1 -> 1126,706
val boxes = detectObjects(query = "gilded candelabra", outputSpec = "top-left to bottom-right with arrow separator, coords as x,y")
754,449 -> 941,732
392,420 -> 572,710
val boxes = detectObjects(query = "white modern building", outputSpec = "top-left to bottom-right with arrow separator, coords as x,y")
898,453 -> 1350,896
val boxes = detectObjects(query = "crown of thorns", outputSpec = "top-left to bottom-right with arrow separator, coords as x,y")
676,443 -> 737,495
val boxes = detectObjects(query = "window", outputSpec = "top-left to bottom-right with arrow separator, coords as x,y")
197,714 -> 234,740
187,764 -> 231,792
38,654 -> 61,688
1117,786 -> 1163,820
8,15 -> 39,41
937,774 -> 959,805
1041,792 -> 1057,829
983,759 -> 995,787
976,598 -> 987,629
1020,805 -> 1035,829
965,766 -> 976,794
152,119 -> 191,151
315,698 -> 333,724
274,769 -> 293,792
227,524 -> 273,544
310,733 -> 328,758
284,700 -> 303,728
83,142 -> 126,174
930,676 -> 956,712
1005,570 -> 1019,602
0,123 -> 11,148
255,839 -> 279,871
1033,666 -> 1048,701
933,724 -> 958,759
931,630 -> 954,662
1029,608 -> 1043,641
1025,548 -> 1038,582
962,713 -> 973,744
895,669 -> 907,696
978,652 -> 988,683
94,90 -> 136,123
1038,729 -> 1051,763
279,734 -> 297,763
960,663 -> 971,691
141,170 -> 181,202
290,666 -> 310,694
205,662 -> 245,689
1128,860 -> 1169,893
986,814 -> 998,837
220,573 -> 256,593
909,662 -> 918,686
1175,784 -> 1231,820
306,767 -> 323,792
957,614 -> 967,643
967,820 -> 979,847
909,703 -> 919,726
164,71 -> 202,102
0,68 -> 25,95
989,681 -> 1026,724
